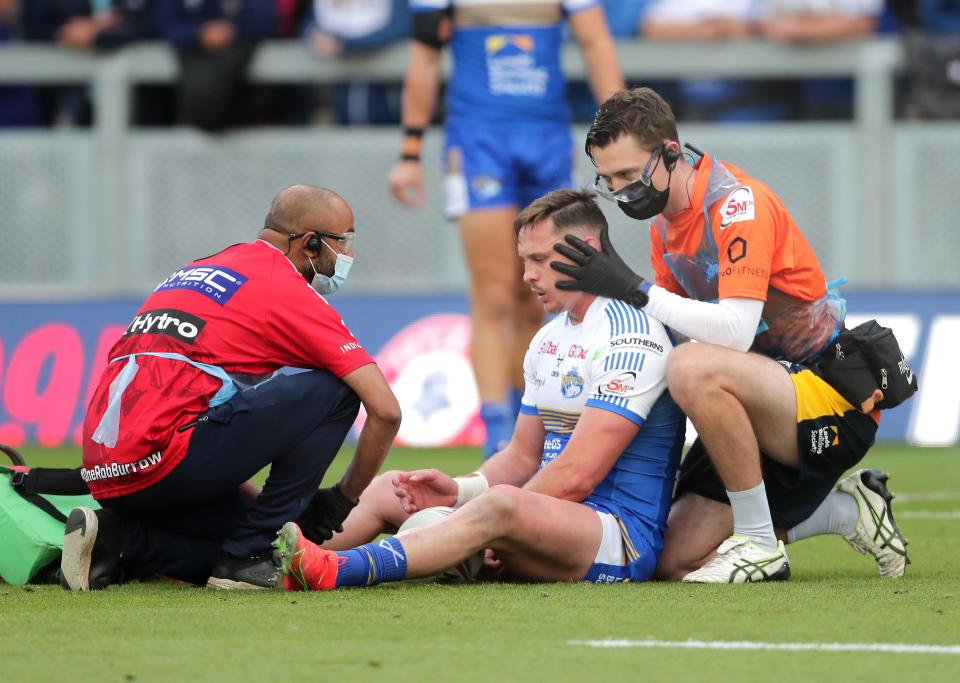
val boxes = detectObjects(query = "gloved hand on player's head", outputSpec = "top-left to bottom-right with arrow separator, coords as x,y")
296,484 -> 358,543
551,231 -> 650,308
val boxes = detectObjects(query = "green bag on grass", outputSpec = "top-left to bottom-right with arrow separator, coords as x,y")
0,444 -> 99,585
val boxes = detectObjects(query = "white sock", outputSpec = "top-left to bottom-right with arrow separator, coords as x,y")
786,490 -> 859,544
728,482 -> 778,552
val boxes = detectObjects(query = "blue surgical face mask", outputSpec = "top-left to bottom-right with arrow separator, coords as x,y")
309,238 -> 353,295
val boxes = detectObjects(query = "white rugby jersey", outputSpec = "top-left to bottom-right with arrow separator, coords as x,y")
521,296 -> 673,431
520,295 -> 685,528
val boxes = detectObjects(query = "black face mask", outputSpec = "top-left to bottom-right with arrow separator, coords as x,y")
614,177 -> 671,220
594,144 -> 674,221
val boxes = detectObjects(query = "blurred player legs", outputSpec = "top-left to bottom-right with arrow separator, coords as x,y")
458,207 -> 542,458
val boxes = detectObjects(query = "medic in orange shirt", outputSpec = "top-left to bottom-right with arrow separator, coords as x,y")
550,87 -> 908,584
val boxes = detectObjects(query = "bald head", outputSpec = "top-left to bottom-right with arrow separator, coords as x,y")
261,185 -> 351,237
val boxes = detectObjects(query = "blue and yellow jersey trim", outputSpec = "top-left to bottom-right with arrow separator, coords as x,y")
536,406 -> 580,433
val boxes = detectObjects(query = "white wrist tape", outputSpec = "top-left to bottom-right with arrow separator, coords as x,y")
454,472 -> 490,508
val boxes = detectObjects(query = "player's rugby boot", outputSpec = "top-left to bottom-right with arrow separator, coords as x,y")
836,468 -> 909,578
61,507 -> 124,591
273,522 -> 345,591
206,550 -> 282,589
682,536 -> 790,583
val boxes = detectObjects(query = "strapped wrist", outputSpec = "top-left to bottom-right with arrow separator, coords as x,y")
454,472 -> 490,507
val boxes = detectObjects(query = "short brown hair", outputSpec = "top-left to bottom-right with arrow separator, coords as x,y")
514,189 -> 608,238
586,87 -> 679,162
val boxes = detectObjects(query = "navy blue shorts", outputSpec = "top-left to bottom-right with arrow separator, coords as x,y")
674,361 -> 879,528
102,368 -> 360,583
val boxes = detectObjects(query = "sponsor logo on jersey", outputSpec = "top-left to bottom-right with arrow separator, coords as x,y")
720,187 -> 755,227
124,308 -> 206,344
810,425 -> 839,454
609,337 -> 664,354
727,236 -> 747,264
600,371 -> 637,397
544,436 -> 563,451
485,34 -> 547,97
155,265 -> 248,305
721,264 -> 767,280
561,368 -> 584,399
80,450 -> 162,482
539,339 -> 559,355
485,34 -> 535,54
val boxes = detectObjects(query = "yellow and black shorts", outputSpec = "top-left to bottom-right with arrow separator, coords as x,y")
674,361 -> 880,529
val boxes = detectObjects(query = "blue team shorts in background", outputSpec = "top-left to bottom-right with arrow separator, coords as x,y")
442,116 -> 575,218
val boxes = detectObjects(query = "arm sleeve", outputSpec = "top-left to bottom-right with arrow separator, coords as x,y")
410,6 -> 449,49
643,291 -> 764,352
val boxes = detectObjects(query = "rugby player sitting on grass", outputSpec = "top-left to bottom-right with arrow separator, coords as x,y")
274,189 -> 687,589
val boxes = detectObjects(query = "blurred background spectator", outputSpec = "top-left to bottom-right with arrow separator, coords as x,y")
568,0 -> 667,122
640,0 -> 795,122
301,0 -> 410,125
20,0 -> 98,125
0,0 -> 42,126
892,0 -> 960,118
57,0 -> 155,51
2,0 -> 949,129
155,0 -> 279,131
757,0 -> 885,120
58,1 -> 176,126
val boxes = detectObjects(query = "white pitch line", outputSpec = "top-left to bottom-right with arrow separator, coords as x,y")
896,490 -> 960,503
567,639 -> 960,655
897,510 -> 960,520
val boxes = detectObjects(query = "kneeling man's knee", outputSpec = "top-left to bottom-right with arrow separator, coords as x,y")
665,344 -> 711,403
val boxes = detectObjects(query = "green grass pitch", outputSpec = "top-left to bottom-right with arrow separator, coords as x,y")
3,444 -> 960,682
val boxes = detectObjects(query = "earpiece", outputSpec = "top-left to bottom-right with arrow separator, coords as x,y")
292,231 -> 321,253
663,143 -> 680,169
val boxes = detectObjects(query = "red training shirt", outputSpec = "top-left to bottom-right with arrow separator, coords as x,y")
82,240 -> 373,499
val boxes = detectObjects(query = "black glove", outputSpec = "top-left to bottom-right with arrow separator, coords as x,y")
551,231 -> 650,308
296,484 -> 358,543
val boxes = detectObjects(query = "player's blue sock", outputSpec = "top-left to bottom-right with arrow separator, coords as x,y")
480,402 -> 512,460
335,537 -> 408,587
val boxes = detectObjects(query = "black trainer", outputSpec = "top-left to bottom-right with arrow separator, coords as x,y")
206,550 -> 281,590
61,507 -> 124,591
